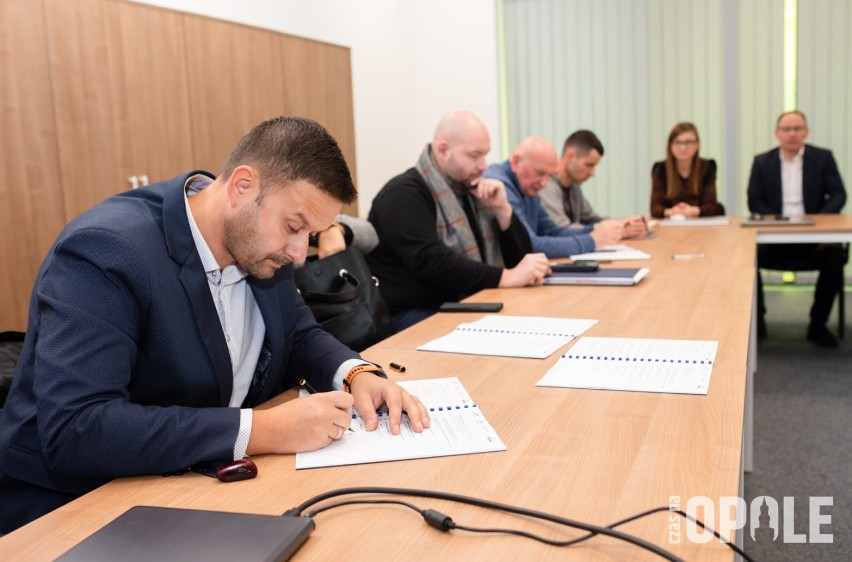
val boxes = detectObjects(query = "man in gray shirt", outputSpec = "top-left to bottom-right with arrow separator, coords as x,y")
539,130 -> 646,238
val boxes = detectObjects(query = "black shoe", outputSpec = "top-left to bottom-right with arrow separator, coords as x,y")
807,324 -> 839,348
757,317 -> 767,340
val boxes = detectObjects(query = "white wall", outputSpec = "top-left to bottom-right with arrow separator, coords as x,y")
130,0 -> 501,216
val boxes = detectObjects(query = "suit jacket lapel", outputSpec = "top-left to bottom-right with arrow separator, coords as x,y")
802,145 -> 815,205
163,172 -> 234,405
767,148 -> 783,210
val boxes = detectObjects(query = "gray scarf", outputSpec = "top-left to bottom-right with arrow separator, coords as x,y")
415,145 -> 504,266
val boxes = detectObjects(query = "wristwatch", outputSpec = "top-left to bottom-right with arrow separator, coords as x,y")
343,362 -> 387,393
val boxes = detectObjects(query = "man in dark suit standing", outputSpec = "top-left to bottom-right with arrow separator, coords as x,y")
0,116 -> 430,533
747,110 -> 847,347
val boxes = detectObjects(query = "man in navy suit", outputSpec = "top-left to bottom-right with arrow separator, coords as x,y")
747,110 -> 847,347
0,116 -> 430,533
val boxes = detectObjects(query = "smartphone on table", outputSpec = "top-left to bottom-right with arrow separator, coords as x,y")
549,260 -> 599,273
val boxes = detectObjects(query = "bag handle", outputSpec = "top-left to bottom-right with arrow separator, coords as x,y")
298,268 -> 362,303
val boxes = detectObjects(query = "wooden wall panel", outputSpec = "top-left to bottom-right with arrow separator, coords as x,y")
109,1 -> 194,188
44,0 -> 193,220
0,0 -> 358,330
0,0 -> 66,330
281,36 -> 358,215
183,15 -> 287,174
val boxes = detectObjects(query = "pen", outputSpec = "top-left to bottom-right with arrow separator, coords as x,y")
671,253 -> 705,260
389,362 -> 406,373
298,378 -> 320,394
298,379 -> 355,432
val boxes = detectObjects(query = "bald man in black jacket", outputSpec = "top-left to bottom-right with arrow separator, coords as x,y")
747,110 -> 846,347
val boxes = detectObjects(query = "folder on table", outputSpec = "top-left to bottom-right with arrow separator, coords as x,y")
544,267 -> 649,286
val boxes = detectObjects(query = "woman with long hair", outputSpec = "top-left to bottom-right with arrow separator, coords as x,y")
650,122 -> 722,218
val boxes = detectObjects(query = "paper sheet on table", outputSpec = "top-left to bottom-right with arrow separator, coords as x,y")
295,377 -> 505,469
416,315 -> 598,359
536,337 -> 718,395
569,244 -> 651,261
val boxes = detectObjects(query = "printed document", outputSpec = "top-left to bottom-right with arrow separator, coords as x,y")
416,315 -> 598,359
536,337 -> 718,395
296,377 -> 505,469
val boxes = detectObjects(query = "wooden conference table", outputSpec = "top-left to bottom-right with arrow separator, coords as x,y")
1,215 -> 849,561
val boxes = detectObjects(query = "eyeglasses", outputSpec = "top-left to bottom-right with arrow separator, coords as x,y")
778,126 -> 806,133
671,139 -> 698,147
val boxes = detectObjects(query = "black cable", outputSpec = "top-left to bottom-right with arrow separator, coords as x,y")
285,486 -> 685,561
451,522 -> 592,546
297,494 -> 755,561
306,499 -> 585,546
605,506 -> 754,561
306,498 -> 424,517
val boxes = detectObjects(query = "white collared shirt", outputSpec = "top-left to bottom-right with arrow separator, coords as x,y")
183,174 -> 364,460
780,146 -> 806,216
184,174 -> 260,460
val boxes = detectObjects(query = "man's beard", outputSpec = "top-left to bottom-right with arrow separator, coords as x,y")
223,202 -> 290,280
448,173 -> 478,192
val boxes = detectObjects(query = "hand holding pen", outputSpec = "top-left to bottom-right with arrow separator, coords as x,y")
245,382 -> 354,455
299,379 -> 355,436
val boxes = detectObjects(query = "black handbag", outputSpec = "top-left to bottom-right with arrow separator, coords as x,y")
294,246 -> 395,351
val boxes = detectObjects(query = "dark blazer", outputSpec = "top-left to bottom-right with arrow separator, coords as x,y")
0,172 -> 358,498
747,145 -> 846,214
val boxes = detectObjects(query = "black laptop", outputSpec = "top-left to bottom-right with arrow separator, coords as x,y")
58,506 -> 314,561
741,214 -> 816,226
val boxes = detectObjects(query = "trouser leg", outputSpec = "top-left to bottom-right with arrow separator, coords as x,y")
810,244 -> 846,327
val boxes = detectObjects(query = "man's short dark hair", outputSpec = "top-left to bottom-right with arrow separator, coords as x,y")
562,130 -> 604,157
221,116 -> 357,204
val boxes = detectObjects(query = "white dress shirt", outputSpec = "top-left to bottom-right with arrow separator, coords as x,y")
184,175 -> 259,459
780,146 -> 806,216
184,174 -> 366,459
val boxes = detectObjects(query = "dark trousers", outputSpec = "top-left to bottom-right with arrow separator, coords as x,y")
757,243 -> 847,327
0,473 -> 76,535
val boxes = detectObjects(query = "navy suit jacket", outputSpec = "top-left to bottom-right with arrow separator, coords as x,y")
0,172 -> 359,497
747,144 -> 846,214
